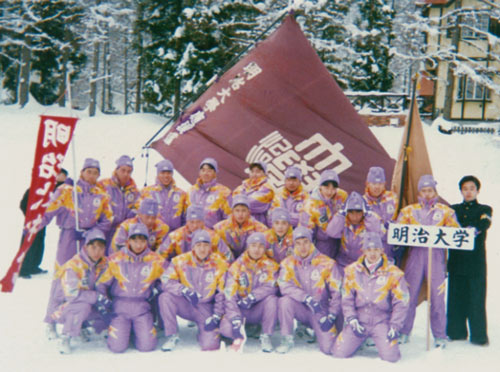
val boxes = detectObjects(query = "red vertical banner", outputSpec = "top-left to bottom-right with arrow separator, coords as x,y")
0,115 -> 78,293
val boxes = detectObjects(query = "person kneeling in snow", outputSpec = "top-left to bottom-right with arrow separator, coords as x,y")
332,232 -> 409,363
98,223 -> 165,353
158,230 -> 228,351
277,226 -> 342,354
220,232 -> 279,352
49,228 -> 111,354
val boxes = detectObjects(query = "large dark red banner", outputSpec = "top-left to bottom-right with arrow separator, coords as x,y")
1,115 -> 78,292
152,15 -> 395,192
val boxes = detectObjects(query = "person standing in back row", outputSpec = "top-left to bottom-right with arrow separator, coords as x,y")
447,175 -> 492,346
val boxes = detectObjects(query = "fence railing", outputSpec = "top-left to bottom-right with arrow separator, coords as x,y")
345,92 -> 433,117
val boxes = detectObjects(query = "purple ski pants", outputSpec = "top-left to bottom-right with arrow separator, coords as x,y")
158,292 -> 220,351
401,247 -> 447,339
58,302 -> 107,337
107,298 -> 157,353
332,321 -> 401,362
278,296 -> 336,355
220,295 -> 278,338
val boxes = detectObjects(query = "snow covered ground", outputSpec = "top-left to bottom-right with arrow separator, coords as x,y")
0,101 -> 498,372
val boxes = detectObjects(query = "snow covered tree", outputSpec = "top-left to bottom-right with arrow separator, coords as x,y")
347,0 -> 395,92
0,0 -> 86,106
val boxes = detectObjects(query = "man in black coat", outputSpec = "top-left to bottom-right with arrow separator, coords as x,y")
447,175 -> 492,345
19,169 -> 71,278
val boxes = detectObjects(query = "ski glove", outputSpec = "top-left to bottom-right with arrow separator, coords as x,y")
387,326 -> 400,342
147,287 -> 160,303
204,314 -> 221,331
181,286 -> 199,307
238,293 -> 257,310
319,314 -> 336,332
74,229 -> 87,242
304,296 -> 322,314
349,318 -> 366,338
231,317 -> 244,339
96,294 -> 112,315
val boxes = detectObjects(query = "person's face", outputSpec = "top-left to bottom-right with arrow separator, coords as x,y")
295,238 -> 311,259
116,165 -> 133,186
247,242 -> 265,261
285,177 -> 301,193
320,183 -> 337,200
56,171 -> 67,183
128,235 -> 148,255
232,205 -> 250,224
199,164 -> 216,184
193,241 -> 211,261
419,186 -> 437,201
138,214 -> 156,230
186,219 -> 204,233
157,171 -> 173,187
272,220 -> 290,237
364,247 -> 384,264
249,166 -> 265,180
366,182 -> 385,198
85,240 -> 106,262
81,167 -> 100,185
347,210 -> 363,225
461,181 -> 479,202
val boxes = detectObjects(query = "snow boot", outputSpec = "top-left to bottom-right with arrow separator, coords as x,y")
276,335 -> 294,354
161,334 -> 180,351
434,338 -> 448,349
58,335 -> 71,354
259,334 -> 273,353
46,323 -> 57,340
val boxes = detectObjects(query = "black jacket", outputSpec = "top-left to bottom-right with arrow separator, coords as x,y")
448,200 -> 492,276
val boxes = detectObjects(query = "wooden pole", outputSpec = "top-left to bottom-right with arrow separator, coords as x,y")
426,246 -> 433,351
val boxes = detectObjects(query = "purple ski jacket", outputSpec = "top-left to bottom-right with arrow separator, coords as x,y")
186,178 -> 232,229
263,226 -> 294,263
98,174 -> 139,227
278,243 -> 342,317
326,211 -> 384,268
363,189 -> 398,228
224,250 -> 279,320
51,249 -> 108,321
233,176 -> 275,226
137,180 -> 187,230
160,251 -> 228,316
111,216 -> 169,253
42,179 -> 113,232
271,185 -> 309,227
157,226 -> 232,262
342,255 -> 410,330
97,246 -> 165,301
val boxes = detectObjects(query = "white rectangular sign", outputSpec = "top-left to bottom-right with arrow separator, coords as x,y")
387,223 -> 475,251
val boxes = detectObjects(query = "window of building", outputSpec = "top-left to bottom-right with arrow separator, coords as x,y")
457,76 -> 491,101
461,13 -> 489,39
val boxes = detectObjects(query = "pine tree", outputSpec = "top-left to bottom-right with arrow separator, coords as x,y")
348,0 -> 395,92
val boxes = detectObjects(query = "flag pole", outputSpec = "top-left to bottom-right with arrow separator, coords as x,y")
67,71 -> 81,253
427,246 -> 432,351
396,73 -> 419,214
142,10 -> 290,150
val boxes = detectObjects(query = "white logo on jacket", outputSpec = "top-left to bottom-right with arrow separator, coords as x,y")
376,276 -> 386,285
141,266 -> 151,277
433,210 -> 443,222
259,273 -> 268,283
206,272 -> 214,283
93,197 -> 101,207
207,195 -> 216,204
311,269 -> 320,281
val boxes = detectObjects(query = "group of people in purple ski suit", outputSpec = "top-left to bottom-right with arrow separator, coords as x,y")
38,154 -> 484,361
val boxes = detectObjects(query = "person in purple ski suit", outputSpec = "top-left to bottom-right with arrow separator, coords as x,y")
332,232 -> 409,362
271,166 -> 309,228
43,158 -> 113,339
396,175 -> 460,348
362,166 -> 401,264
186,158 -> 232,229
220,232 -> 279,352
50,228 -> 111,354
97,223 -> 165,353
158,229 -> 228,351
158,204 -> 232,262
263,207 -> 294,264
276,226 -> 342,354
233,161 -> 275,227
213,195 -> 267,260
136,159 -> 187,230
299,170 -> 348,259
98,155 -> 140,254
326,191 -> 384,273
